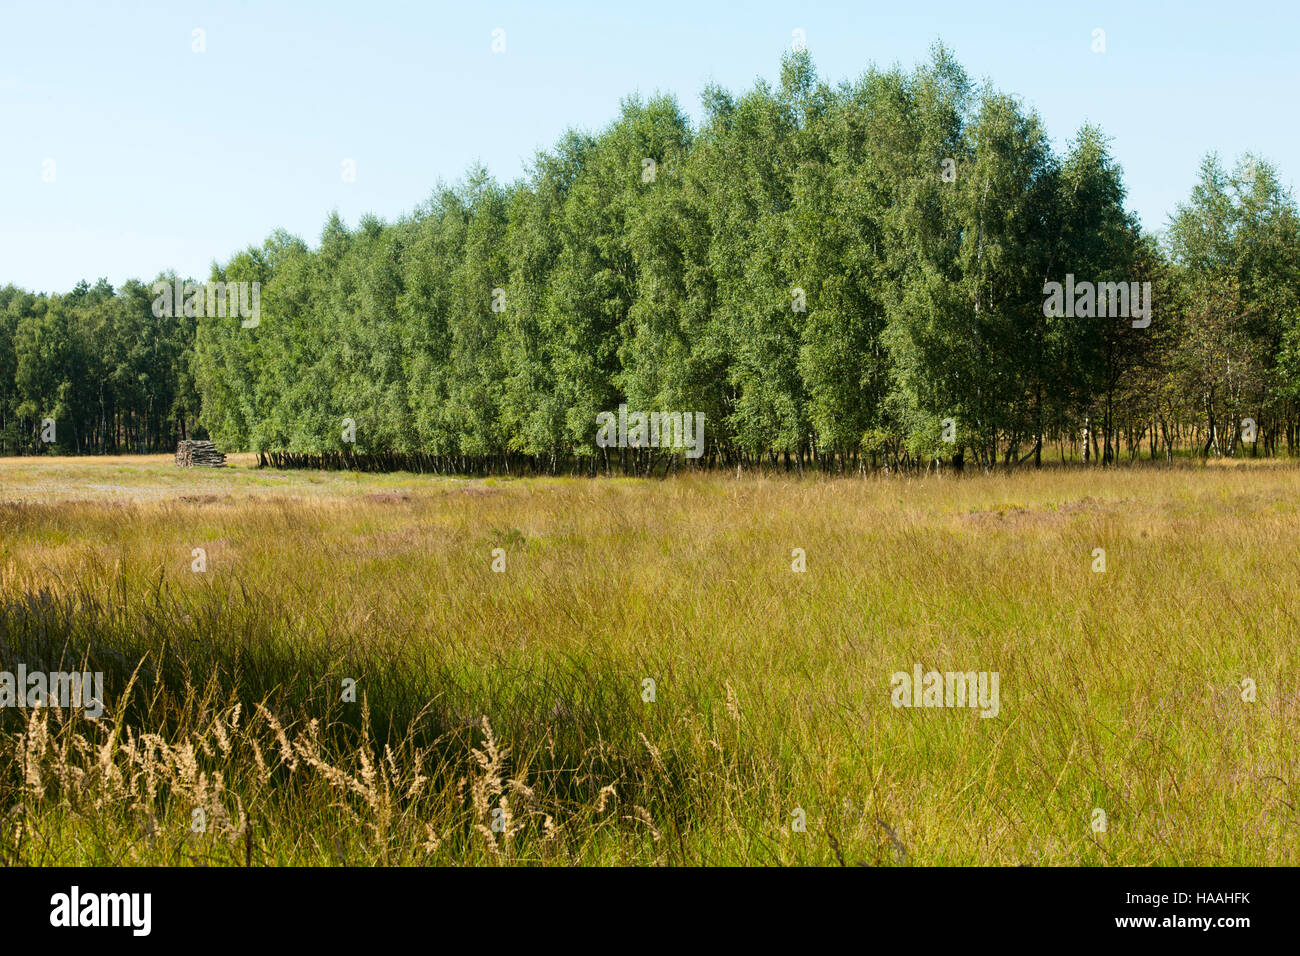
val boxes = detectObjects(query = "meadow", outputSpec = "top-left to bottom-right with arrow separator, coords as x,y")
0,454 -> 1296,865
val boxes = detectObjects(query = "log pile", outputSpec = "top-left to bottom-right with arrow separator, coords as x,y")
175,440 -> 227,467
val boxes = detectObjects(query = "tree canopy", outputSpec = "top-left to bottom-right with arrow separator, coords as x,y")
4,45 -> 1298,471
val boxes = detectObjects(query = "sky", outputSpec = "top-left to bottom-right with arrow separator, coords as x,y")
2,0 -> 1296,294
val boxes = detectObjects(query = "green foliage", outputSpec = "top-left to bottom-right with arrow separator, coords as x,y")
0,278 -> 197,454
5,45 -> 1299,468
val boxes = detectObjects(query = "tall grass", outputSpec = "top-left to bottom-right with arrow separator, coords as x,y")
0,456 -> 1297,864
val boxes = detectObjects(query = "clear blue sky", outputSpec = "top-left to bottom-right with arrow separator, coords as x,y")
2,0 -> 1295,294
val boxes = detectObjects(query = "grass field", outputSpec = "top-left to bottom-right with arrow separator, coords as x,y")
0,454 -> 1297,865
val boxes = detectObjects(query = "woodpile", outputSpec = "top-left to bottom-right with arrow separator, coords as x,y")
175,440 -> 227,468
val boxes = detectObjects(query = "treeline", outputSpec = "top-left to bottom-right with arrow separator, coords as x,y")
6,47 -> 1300,471
0,279 -> 199,455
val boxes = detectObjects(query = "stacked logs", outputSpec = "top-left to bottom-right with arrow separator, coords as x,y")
175,440 -> 227,467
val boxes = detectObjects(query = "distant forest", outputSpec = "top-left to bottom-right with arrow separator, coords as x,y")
3,47 -> 1299,473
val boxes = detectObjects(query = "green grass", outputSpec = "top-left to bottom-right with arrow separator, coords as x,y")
0,455 -> 1297,865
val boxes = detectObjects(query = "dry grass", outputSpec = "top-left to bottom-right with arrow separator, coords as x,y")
0,455 -> 1297,865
